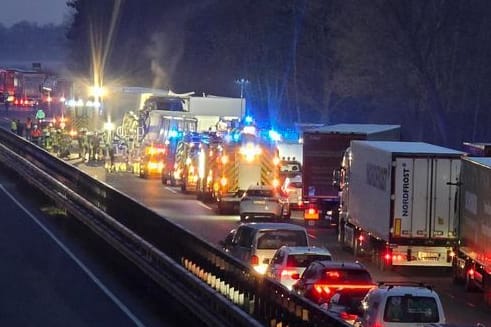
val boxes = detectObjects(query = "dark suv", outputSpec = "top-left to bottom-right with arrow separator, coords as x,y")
292,261 -> 375,307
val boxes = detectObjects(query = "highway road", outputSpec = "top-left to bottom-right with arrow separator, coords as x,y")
0,109 -> 206,327
1,107 -> 491,325
105,172 -> 491,326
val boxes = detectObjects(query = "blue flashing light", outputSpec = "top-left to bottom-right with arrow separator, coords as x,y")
224,134 -> 232,143
168,130 -> 179,138
244,116 -> 254,124
268,130 -> 282,142
232,132 -> 241,142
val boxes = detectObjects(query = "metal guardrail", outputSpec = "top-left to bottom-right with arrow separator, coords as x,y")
0,128 -> 350,327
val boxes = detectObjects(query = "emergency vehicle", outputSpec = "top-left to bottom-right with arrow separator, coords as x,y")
138,143 -> 166,178
213,124 -> 281,214
173,132 -> 224,198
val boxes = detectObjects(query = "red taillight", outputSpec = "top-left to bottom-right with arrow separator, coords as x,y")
315,283 -> 375,293
384,253 -> 391,261
469,268 -> 475,277
281,270 -> 300,279
250,255 -> 259,265
305,204 -> 319,219
314,284 -> 331,295
340,311 -> 358,321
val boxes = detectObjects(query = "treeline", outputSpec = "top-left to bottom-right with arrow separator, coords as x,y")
65,0 -> 491,148
0,22 -> 68,62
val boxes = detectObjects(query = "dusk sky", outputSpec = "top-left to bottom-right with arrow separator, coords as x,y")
1,0 -> 69,27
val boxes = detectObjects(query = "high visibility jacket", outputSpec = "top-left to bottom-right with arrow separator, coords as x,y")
10,121 -> 17,131
31,128 -> 42,138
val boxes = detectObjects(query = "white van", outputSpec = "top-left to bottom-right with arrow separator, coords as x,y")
355,282 -> 446,326
220,222 -> 309,275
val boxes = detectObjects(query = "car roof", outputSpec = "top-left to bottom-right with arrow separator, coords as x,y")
371,283 -> 438,296
279,246 -> 331,256
239,222 -> 307,231
313,261 -> 367,270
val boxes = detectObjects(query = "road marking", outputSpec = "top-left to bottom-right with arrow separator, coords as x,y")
0,184 -> 146,327
165,187 -> 178,194
196,201 -> 213,210
466,302 -> 476,308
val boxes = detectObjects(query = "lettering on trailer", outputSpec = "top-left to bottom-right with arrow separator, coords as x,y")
401,163 -> 410,217
366,163 -> 387,191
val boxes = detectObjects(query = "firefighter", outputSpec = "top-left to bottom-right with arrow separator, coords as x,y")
25,117 -> 33,140
31,125 -> 43,146
10,119 -> 17,134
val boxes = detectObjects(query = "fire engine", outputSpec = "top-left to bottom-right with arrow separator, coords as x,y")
212,124 -> 281,214
173,132 -> 224,199
138,143 -> 167,178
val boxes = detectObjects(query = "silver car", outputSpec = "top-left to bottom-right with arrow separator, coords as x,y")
239,185 -> 290,221
266,246 -> 332,290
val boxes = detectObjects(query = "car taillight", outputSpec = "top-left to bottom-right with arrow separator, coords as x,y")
340,311 -> 358,321
281,270 -> 300,279
251,255 -> 259,265
315,283 -> 374,294
314,284 -> 331,295
304,204 -> 319,219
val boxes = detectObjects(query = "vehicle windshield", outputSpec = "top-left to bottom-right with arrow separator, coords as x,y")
246,189 -> 277,198
383,296 -> 439,323
286,254 -> 332,267
256,230 -> 308,249
287,182 -> 302,189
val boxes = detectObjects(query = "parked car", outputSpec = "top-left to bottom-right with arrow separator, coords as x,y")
354,282 -> 446,326
266,246 -> 332,290
239,185 -> 290,221
292,261 -> 375,306
220,222 -> 309,274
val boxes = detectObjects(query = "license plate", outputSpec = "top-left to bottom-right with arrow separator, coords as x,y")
308,220 -> 315,226
253,200 -> 265,204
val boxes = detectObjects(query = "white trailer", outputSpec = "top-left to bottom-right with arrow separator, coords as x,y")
341,141 -> 463,269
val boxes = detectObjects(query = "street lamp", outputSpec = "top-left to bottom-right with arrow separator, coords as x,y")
235,78 -> 249,118
89,85 -> 106,130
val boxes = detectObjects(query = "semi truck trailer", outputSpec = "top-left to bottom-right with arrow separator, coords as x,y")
340,141 -> 463,269
302,124 -> 400,227
453,157 -> 491,305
